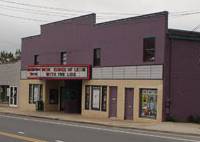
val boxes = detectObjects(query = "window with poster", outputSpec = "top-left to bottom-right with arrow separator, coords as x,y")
139,88 -> 157,119
85,85 -> 107,112
91,86 -> 101,110
29,84 -> 42,104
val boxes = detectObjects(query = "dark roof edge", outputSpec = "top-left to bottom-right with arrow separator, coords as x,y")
41,13 -> 96,27
168,29 -> 200,41
95,11 -> 168,26
22,34 -> 41,40
22,11 -> 168,40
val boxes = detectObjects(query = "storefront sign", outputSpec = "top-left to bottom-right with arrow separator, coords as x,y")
27,64 -> 90,80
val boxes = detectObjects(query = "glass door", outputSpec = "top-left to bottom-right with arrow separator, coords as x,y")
9,86 -> 18,107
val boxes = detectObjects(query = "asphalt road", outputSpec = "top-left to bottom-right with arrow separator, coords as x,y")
0,113 -> 200,142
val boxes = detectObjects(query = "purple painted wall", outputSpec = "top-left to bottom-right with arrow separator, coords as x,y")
21,10 -> 200,122
21,14 -> 96,69
21,12 -> 168,69
166,38 -> 200,121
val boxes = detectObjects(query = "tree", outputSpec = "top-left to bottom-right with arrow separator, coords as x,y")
0,49 -> 21,64
14,49 -> 21,61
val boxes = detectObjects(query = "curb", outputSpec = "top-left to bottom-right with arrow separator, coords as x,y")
0,111 -> 200,137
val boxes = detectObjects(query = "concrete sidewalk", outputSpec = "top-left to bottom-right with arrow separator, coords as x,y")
0,107 -> 200,136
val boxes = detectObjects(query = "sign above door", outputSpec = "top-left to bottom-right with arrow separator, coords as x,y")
27,64 -> 91,80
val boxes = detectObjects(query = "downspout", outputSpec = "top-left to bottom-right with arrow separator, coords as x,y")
168,38 -> 173,118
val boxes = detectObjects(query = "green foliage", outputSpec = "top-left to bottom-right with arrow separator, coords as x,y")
0,49 -> 21,64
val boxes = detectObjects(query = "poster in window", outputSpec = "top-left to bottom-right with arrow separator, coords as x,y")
140,89 -> 157,119
34,85 -> 40,102
92,87 -> 100,110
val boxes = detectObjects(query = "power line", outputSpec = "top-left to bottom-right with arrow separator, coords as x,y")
171,11 -> 200,17
0,5 -> 134,19
0,0 -> 140,16
0,4 -> 128,20
0,3 -> 139,21
0,5 -> 72,18
2,0 -> 200,19
0,1 -> 200,31
0,4 -> 79,17
0,12 -> 48,22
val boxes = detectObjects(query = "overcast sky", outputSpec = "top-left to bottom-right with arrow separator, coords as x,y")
0,0 -> 200,52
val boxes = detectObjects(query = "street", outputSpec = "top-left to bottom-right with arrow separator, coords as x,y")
0,114 -> 200,142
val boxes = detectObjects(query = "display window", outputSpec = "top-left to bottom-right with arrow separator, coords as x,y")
91,86 -> 101,110
139,88 -> 157,119
29,84 -> 42,104
85,85 -> 107,112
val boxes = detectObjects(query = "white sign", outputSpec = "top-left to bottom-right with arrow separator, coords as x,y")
27,65 -> 90,80
34,85 -> 40,102
92,87 -> 100,109
7,88 -> 10,97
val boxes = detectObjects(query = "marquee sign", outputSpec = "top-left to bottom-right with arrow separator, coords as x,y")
27,64 -> 91,80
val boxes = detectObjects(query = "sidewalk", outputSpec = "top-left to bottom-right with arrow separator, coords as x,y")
0,107 -> 200,136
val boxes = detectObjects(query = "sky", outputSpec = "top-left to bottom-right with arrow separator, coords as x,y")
0,0 -> 200,52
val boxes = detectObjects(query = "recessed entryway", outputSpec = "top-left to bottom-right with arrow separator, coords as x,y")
60,80 -> 82,114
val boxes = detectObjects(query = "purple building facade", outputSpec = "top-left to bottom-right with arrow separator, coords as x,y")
20,11 -> 200,122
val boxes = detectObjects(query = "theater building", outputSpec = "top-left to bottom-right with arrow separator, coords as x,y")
20,11 -> 200,122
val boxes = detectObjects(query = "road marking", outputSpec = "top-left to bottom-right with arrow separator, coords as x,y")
18,131 -> 25,135
55,140 -> 64,142
0,131 -> 47,142
0,114 -> 200,142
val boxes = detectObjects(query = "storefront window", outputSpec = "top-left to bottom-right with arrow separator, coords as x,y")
0,86 -> 9,104
91,86 -> 101,110
29,84 -> 42,104
101,86 -> 107,111
85,86 -> 90,110
86,85 -> 107,112
139,88 -> 157,119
